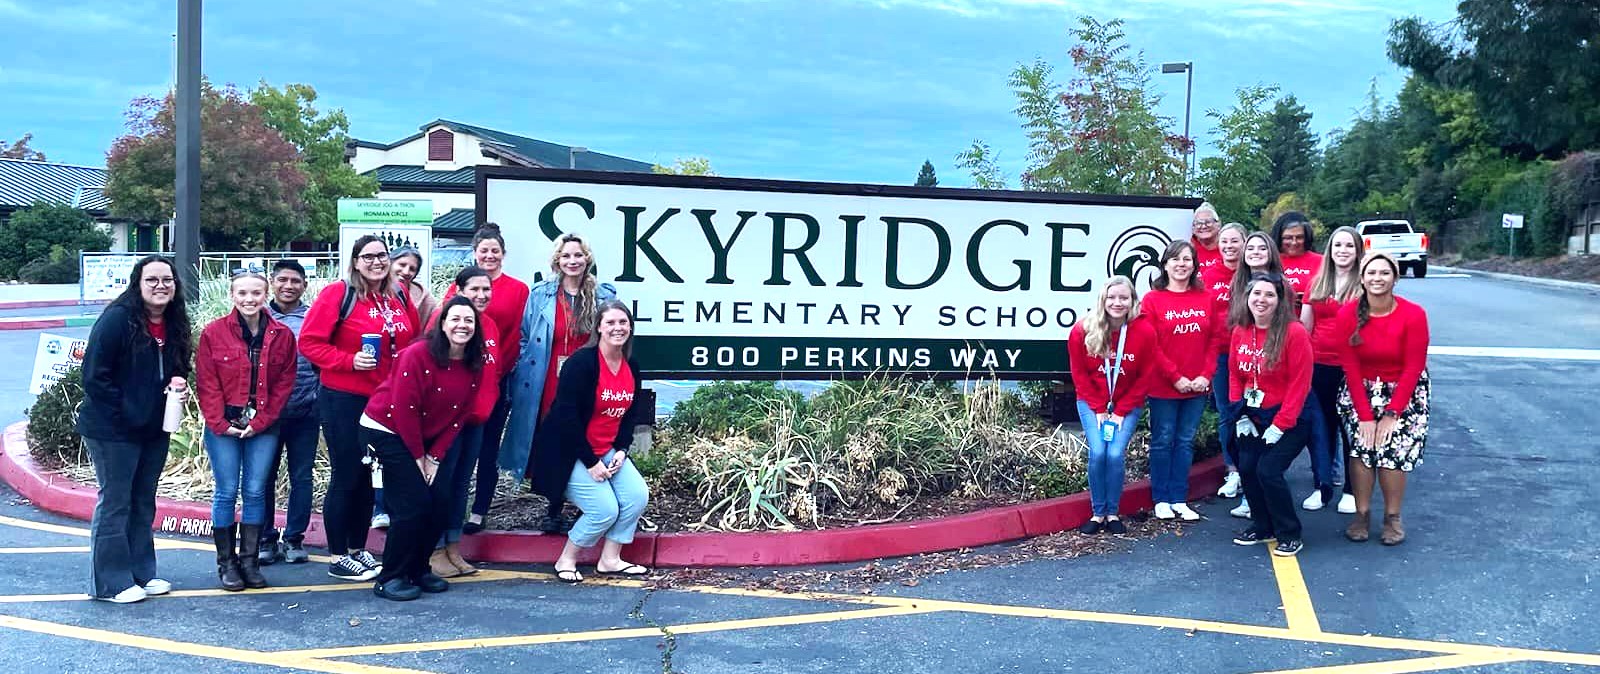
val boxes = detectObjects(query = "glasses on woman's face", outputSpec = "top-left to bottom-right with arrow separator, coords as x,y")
358,252 -> 390,264
142,277 -> 175,288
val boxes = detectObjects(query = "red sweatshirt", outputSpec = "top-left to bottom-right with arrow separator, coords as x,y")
1280,252 -> 1323,301
1202,263 -> 1239,358
1068,317 -> 1157,417
1337,296 -> 1429,421
1140,286 -> 1217,399
1192,236 -> 1223,275
1228,321 -> 1313,429
364,341 -> 483,460
195,311 -> 298,436
298,281 -> 421,397
444,273 -> 529,374
427,310 -> 502,424
1305,296 -> 1349,365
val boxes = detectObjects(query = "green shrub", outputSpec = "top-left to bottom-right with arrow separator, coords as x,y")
666,381 -> 805,440
25,366 -> 87,468
0,201 -> 112,280
1023,457 -> 1088,499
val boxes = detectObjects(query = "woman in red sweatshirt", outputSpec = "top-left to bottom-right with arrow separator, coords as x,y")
360,296 -> 486,601
1190,202 -> 1223,275
1301,226 -> 1365,516
1068,276 -> 1156,535
1273,211 -> 1323,304
1337,253 -> 1429,546
1220,230 -> 1286,520
1203,223 -> 1248,499
195,272 -> 298,591
1229,273 -> 1314,557
298,235 -> 421,582
429,266 -> 501,579
1140,240 -> 1215,522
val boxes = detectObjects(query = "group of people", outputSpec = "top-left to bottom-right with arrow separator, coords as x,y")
1068,204 -> 1430,557
78,225 -> 652,604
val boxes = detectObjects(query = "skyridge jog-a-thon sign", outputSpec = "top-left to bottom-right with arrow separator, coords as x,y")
480,168 -> 1198,378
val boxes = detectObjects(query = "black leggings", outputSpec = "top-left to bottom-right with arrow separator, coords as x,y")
318,387 -> 373,556
1311,363 -> 1350,495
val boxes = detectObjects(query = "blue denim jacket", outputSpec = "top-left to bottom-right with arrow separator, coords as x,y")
499,279 -> 617,482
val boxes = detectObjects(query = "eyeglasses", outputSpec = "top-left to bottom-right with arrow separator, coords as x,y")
1194,218 -> 1220,226
142,277 -> 175,288
358,252 -> 390,264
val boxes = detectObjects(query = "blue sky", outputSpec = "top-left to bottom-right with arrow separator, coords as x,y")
1,0 -> 1454,186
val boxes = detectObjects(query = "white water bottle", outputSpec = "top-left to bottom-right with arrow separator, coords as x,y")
161,387 -> 185,433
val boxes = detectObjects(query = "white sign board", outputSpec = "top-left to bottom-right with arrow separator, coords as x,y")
1502,213 -> 1524,229
482,169 -> 1196,376
336,224 -> 434,290
79,254 -> 142,302
29,332 -> 88,395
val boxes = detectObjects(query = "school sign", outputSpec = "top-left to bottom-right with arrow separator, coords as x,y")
480,168 -> 1198,378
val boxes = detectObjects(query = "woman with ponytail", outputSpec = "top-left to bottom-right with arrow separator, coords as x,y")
1068,276 -> 1157,535
1203,223 -> 1248,500
1301,226 -> 1364,515
1337,253 -> 1429,546
502,232 -> 619,534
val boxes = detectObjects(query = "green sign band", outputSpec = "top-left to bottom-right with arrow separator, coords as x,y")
633,335 -> 1067,378
337,199 -> 434,224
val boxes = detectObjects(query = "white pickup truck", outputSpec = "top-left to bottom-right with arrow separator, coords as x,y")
1355,219 -> 1429,278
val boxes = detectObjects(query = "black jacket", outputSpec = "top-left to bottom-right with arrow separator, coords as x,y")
76,302 -> 192,440
528,346 -> 646,501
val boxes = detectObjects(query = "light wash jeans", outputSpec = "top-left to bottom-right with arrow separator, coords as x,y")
203,429 -> 279,527
564,449 -> 649,548
1147,396 -> 1207,504
1076,401 -> 1143,517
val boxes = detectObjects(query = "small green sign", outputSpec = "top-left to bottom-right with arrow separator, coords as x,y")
337,199 -> 434,224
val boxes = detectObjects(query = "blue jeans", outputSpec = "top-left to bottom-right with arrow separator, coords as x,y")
203,429 -> 279,527
1212,354 -> 1236,469
1147,396 -> 1207,504
439,424 -> 484,546
262,413 -> 319,543
565,449 -> 650,548
1076,401 -> 1142,517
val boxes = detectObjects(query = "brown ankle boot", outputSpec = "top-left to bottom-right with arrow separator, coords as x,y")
429,548 -> 462,578
1345,511 -> 1370,542
1380,514 -> 1406,545
445,542 -> 477,576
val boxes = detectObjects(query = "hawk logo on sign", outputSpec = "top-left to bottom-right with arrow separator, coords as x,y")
1106,225 -> 1173,288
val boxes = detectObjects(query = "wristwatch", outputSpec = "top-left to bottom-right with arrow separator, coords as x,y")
1378,409 -> 1398,420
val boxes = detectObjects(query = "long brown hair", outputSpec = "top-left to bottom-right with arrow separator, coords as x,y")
585,299 -> 636,358
549,232 -> 600,339
1229,232 -> 1284,329
1151,240 -> 1198,290
1081,276 -> 1141,357
1308,226 -> 1364,304
345,235 -> 400,299
1349,253 -> 1400,347
1244,273 -> 1296,368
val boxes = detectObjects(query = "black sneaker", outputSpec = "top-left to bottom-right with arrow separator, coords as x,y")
415,572 -> 449,594
373,578 -> 421,602
1104,519 -> 1128,535
257,531 -> 283,566
1272,539 -> 1304,557
1077,519 -> 1104,535
1233,529 -> 1276,546
283,540 -> 308,564
351,549 -> 383,573
329,555 -> 379,581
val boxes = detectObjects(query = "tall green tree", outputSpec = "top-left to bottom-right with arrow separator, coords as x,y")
954,140 -> 1007,189
106,82 -> 308,250
1257,95 -> 1319,203
1,134 -> 47,161
1306,83 -> 1411,227
1193,84 -> 1278,224
915,160 -> 938,187
1388,1 -> 1600,158
250,81 -> 377,245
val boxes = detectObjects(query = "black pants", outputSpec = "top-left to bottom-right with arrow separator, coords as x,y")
84,435 -> 168,598
469,384 -> 512,518
318,387 -> 373,556
1311,363 -> 1351,495
1236,408 -> 1310,542
362,428 -> 456,585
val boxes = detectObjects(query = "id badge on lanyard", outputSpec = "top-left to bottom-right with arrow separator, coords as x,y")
1101,325 -> 1129,441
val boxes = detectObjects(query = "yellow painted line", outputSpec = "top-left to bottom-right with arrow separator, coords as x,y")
0,513 -> 334,561
276,605 -> 941,659
1244,652 -> 1525,673
0,613 -> 432,674
1270,551 -> 1321,633
0,569 -> 534,604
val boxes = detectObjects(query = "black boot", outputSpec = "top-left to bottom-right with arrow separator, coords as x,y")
237,524 -> 269,589
214,526 -> 244,592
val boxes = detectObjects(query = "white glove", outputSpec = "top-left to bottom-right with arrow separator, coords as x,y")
1235,417 -> 1258,438
1263,425 -> 1284,445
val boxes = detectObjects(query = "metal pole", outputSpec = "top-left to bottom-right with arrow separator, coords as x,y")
175,0 -> 202,301
1183,64 -> 1193,192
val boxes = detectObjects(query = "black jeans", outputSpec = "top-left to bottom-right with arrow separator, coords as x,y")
261,413 -> 320,544
84,435 -> 169,598
1236,407 -> 1309,542
318,387 -> 373,556
469,384 -> 512,519
1311,363 -> 1351,495
363,428 -> 456,585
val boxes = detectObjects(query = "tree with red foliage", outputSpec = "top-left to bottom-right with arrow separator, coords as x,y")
106,82 -> 307,250
1,134 -> 47,161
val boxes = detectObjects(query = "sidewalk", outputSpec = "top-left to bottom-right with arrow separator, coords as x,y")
0,283 -> 105,311
1435,264 -> 1600,292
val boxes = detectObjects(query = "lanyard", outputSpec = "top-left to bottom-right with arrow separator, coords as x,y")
1103,324 -> 1128,414
1249,326 -> 1263,391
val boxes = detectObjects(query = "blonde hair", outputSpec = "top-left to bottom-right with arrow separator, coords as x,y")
1308,226 -> 1364,303
549,232 -> 599,339
1081,275 -> 1141,357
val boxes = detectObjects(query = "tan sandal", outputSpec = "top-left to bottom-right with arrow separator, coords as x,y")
1345,511 -> 1370,543
445,542 -> 477,576
1380,514 -> 1406,546
429,549 -> 463,578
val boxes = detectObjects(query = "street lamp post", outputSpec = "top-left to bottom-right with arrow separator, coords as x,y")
1161,61 -> 1194,194
175,0 -> 202,300
568,146 -> 588,169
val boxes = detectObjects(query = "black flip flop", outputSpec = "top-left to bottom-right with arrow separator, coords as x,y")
555,568 -> 583,584
595,564 -> 650,577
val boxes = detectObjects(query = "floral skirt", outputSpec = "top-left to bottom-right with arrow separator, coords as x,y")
1336,371 -> 1430,472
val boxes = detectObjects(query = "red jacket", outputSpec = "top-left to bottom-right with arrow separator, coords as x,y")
195,311 -> 298,436
427,310 -> 502,424
1140,286 -> 1218,399
1228,321 -> 1313,429
1337,296 -> 1429,421
364,341 -> 483,460
1202,263 -> 1238,358
1068,317 -> 1157,417
298,281 -> 421,397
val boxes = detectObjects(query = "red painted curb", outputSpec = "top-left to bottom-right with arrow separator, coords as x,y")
0,299 -> 107,310
2,421 -> 1226,567
0,319 -> 68,331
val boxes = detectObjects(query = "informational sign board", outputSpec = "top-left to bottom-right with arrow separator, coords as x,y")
79,254 -> 142,302
337,199 -> 434,225
337,198 -> 434,287
481,168 -> 1198,378
29,332 -> 88,394
1502,213 -> 1524,229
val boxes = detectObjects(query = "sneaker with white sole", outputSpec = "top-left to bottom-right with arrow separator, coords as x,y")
142,578 -> 171,596
1153,502 -> 1175,520
1217,472 -> 1242,498
283,540 -> 309,564
351,549 -> 383,573
1171,503 -> 1201,521
1272,539 -> 1304,557
1302,490 -> 1325,511
96,585 -> 147,604
371,513 -> 391,530
1230,499 -> 1252,519
329,555 -> 379,582
1337,493 -> 1357,514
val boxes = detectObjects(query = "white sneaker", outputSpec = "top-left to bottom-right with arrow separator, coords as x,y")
96,585 -> 147,604
1153,502 -> 1175,520
1337,493 -> 1357,514
371,513 -> 391,529
1302,490 -> 1325,511
1218,472 -> 1242,498
142,578 -> 171,596
1230,499 -> 1252,519
1171,503 -> 1201,521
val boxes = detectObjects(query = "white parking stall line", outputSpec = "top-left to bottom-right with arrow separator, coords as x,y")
1430,346 -> 1600,361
